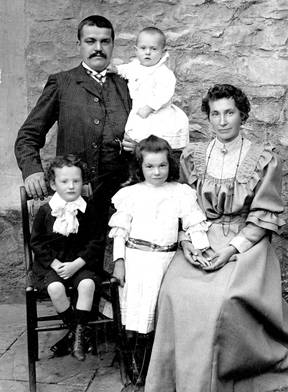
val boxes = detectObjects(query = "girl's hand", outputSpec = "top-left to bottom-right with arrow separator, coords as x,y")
181,241 -> 211,268
203,246 -> 237,271
137,105 -> 154,119
113,258 -> 125,287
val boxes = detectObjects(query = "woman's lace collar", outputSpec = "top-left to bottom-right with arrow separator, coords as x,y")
213,134 -> 243,154
191,137 -> 269,184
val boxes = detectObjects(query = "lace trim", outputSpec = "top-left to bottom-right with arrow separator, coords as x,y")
187,139 -> 274,185
237,142 -> 273,184
185,142 -> 209,179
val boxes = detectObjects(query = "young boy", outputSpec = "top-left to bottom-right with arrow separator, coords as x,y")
30,154 -> 102,361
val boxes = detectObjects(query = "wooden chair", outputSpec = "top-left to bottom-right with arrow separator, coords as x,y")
20,186 -> 127,392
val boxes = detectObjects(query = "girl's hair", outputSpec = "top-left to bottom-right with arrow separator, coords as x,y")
201,84 -> 251,124
137,27 -> 166,48
47,154 -> 87,183
133,135 -> 179,182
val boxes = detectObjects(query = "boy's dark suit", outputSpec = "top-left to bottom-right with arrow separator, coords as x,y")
31,199 -> 102,289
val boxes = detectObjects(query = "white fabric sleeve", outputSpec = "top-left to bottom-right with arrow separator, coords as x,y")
178,184 -> 211,250
116,63 -> 131,79
148,68 -> 176,111
178,228 -> 210,250
229,223 -> 267,253
178,230 -> 190,243
113,236 -> 126,261
187,223 -> 210,250
229,235 -> 255,253
108,187 -> 133,239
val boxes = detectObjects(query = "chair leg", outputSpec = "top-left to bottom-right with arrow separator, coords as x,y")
26,289 -> 38,392
110,281 -> 130,386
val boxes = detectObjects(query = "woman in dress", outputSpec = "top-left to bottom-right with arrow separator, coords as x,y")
145,84 -> 288,392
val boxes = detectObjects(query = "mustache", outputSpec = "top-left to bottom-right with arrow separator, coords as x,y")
89,51 -> 107,59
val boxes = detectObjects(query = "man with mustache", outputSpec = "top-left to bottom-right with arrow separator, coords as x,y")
15,15 -> 134,267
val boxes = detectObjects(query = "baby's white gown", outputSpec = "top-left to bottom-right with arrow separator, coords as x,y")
117,54 -> 189,149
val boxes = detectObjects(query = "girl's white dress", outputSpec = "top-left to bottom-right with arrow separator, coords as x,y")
117,54 -> 189,149
108,181 -> 209,334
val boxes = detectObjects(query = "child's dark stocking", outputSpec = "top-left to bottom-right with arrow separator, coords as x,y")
123,330 -> 154,387
73,309 -> 90,361
133,332 -> 154,386
50,305 -> 75,357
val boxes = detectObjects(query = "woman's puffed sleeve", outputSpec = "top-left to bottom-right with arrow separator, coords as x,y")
108,187 -> 133,240
230,150 -> 285,253
179,184 -> 210,250
179,144 -> 201,187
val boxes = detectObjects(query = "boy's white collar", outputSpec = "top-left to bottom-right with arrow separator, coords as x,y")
49,193 -> 86,236
49,192 -> 86,212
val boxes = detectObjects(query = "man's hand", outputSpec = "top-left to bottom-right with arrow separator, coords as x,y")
25,172 -> 48,200
112,258 -> 125,287
181,240 -> 211,268
137,105 -> 154,119
122,133 -> 137,153
203,246 -> 237,271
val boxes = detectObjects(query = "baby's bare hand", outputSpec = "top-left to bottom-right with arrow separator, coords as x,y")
137,105 -> 154,119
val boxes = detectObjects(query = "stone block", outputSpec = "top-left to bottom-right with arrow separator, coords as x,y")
236,56 -> 288,85
252,101 -> 282,124
179,2 -> 234,28
26,0 -> 79,20
241,0 -> 288,21
245,86 -> 286,100
250,21 -> 288,50
175,54 -> 231,83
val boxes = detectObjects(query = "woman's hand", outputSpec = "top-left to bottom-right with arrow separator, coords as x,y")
181,240 -> 211,268
203,245 -> 237,271
112,258 -> 125,287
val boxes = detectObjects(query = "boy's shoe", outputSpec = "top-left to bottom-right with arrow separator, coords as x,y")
120,383 -> 144,392
50,330 -> 74,357
72,324 -> 86,361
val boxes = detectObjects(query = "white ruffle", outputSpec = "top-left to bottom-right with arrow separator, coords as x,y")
49,192 -> 86,237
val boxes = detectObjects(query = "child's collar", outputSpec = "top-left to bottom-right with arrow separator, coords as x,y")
49,192 -> 87,213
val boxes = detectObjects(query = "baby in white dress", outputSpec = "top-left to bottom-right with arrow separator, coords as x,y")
115,27 -> 189,151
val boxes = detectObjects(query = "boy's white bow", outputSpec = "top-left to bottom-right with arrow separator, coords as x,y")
49,192 -> 87,236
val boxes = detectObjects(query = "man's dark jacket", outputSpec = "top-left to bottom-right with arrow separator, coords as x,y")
15,64 -> 132,185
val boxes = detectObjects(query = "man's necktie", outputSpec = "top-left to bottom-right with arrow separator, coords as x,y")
86,69 -> 105,85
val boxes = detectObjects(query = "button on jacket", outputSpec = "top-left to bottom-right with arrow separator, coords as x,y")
15,64 -> 132,184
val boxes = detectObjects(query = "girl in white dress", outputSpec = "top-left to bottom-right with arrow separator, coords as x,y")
108,135 -> 210,389
115,27 -> 189,151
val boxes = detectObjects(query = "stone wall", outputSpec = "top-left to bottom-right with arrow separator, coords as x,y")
1,0 -> 288,299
